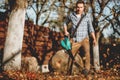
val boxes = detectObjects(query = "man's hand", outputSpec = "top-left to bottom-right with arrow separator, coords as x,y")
90,32 -> 97,46
64,26 -> 69,36
65,31 -> 69,36
93,39 -> 97,46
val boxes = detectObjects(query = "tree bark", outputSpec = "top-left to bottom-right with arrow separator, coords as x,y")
2,0 -> 27,70
93,32 -> 100,71
49,49 -> 83,75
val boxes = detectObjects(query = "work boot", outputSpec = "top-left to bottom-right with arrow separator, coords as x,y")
82,69 -> 89,77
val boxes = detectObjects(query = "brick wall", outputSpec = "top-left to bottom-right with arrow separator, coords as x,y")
0,20 -> 64,65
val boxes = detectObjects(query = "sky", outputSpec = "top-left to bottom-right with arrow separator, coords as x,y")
0,0 -> 120,38
0,0 -> 3,4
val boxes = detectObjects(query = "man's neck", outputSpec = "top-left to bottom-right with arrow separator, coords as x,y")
76,11 -> 83,16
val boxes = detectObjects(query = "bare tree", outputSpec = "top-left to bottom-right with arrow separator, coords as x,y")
2,0 -> 28,70
106,4 -> 120,37
85,0 -> 120,70
27,0 -> 56,25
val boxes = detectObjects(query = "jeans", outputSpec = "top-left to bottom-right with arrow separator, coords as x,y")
71,37 -> 90,71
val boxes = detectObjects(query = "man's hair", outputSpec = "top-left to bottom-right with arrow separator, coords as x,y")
76,1 -> 85,6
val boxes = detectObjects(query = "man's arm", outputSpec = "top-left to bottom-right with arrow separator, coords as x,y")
64,26 -> 69,36
91,32 -> 97,46
63,14 -> 71,36
87,13 -> 97,46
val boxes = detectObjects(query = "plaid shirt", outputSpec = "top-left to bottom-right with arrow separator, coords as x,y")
64,12 -> 95,42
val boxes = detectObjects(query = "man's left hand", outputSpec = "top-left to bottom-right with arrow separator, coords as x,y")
93,39 -> 97,46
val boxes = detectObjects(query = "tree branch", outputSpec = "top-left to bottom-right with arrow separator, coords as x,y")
96,0 -> 110,20
31,5 -> 36,13
41,12 -> 51,25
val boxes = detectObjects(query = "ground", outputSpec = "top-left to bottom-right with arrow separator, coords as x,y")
0,64 -> 119,80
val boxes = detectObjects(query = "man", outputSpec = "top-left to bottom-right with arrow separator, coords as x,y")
63,1 -> 97,75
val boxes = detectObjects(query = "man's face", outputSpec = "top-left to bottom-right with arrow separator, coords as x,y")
76,3 -> 84,14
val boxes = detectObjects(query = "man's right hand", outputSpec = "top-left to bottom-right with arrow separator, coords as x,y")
65,31 -> 69,36
64,26 -> 69,36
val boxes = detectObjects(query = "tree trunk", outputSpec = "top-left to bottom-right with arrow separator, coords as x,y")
36,14 -> 39,25
49,49 -> 83,75
93,32 -> 100,71
2,0 -> 27,70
